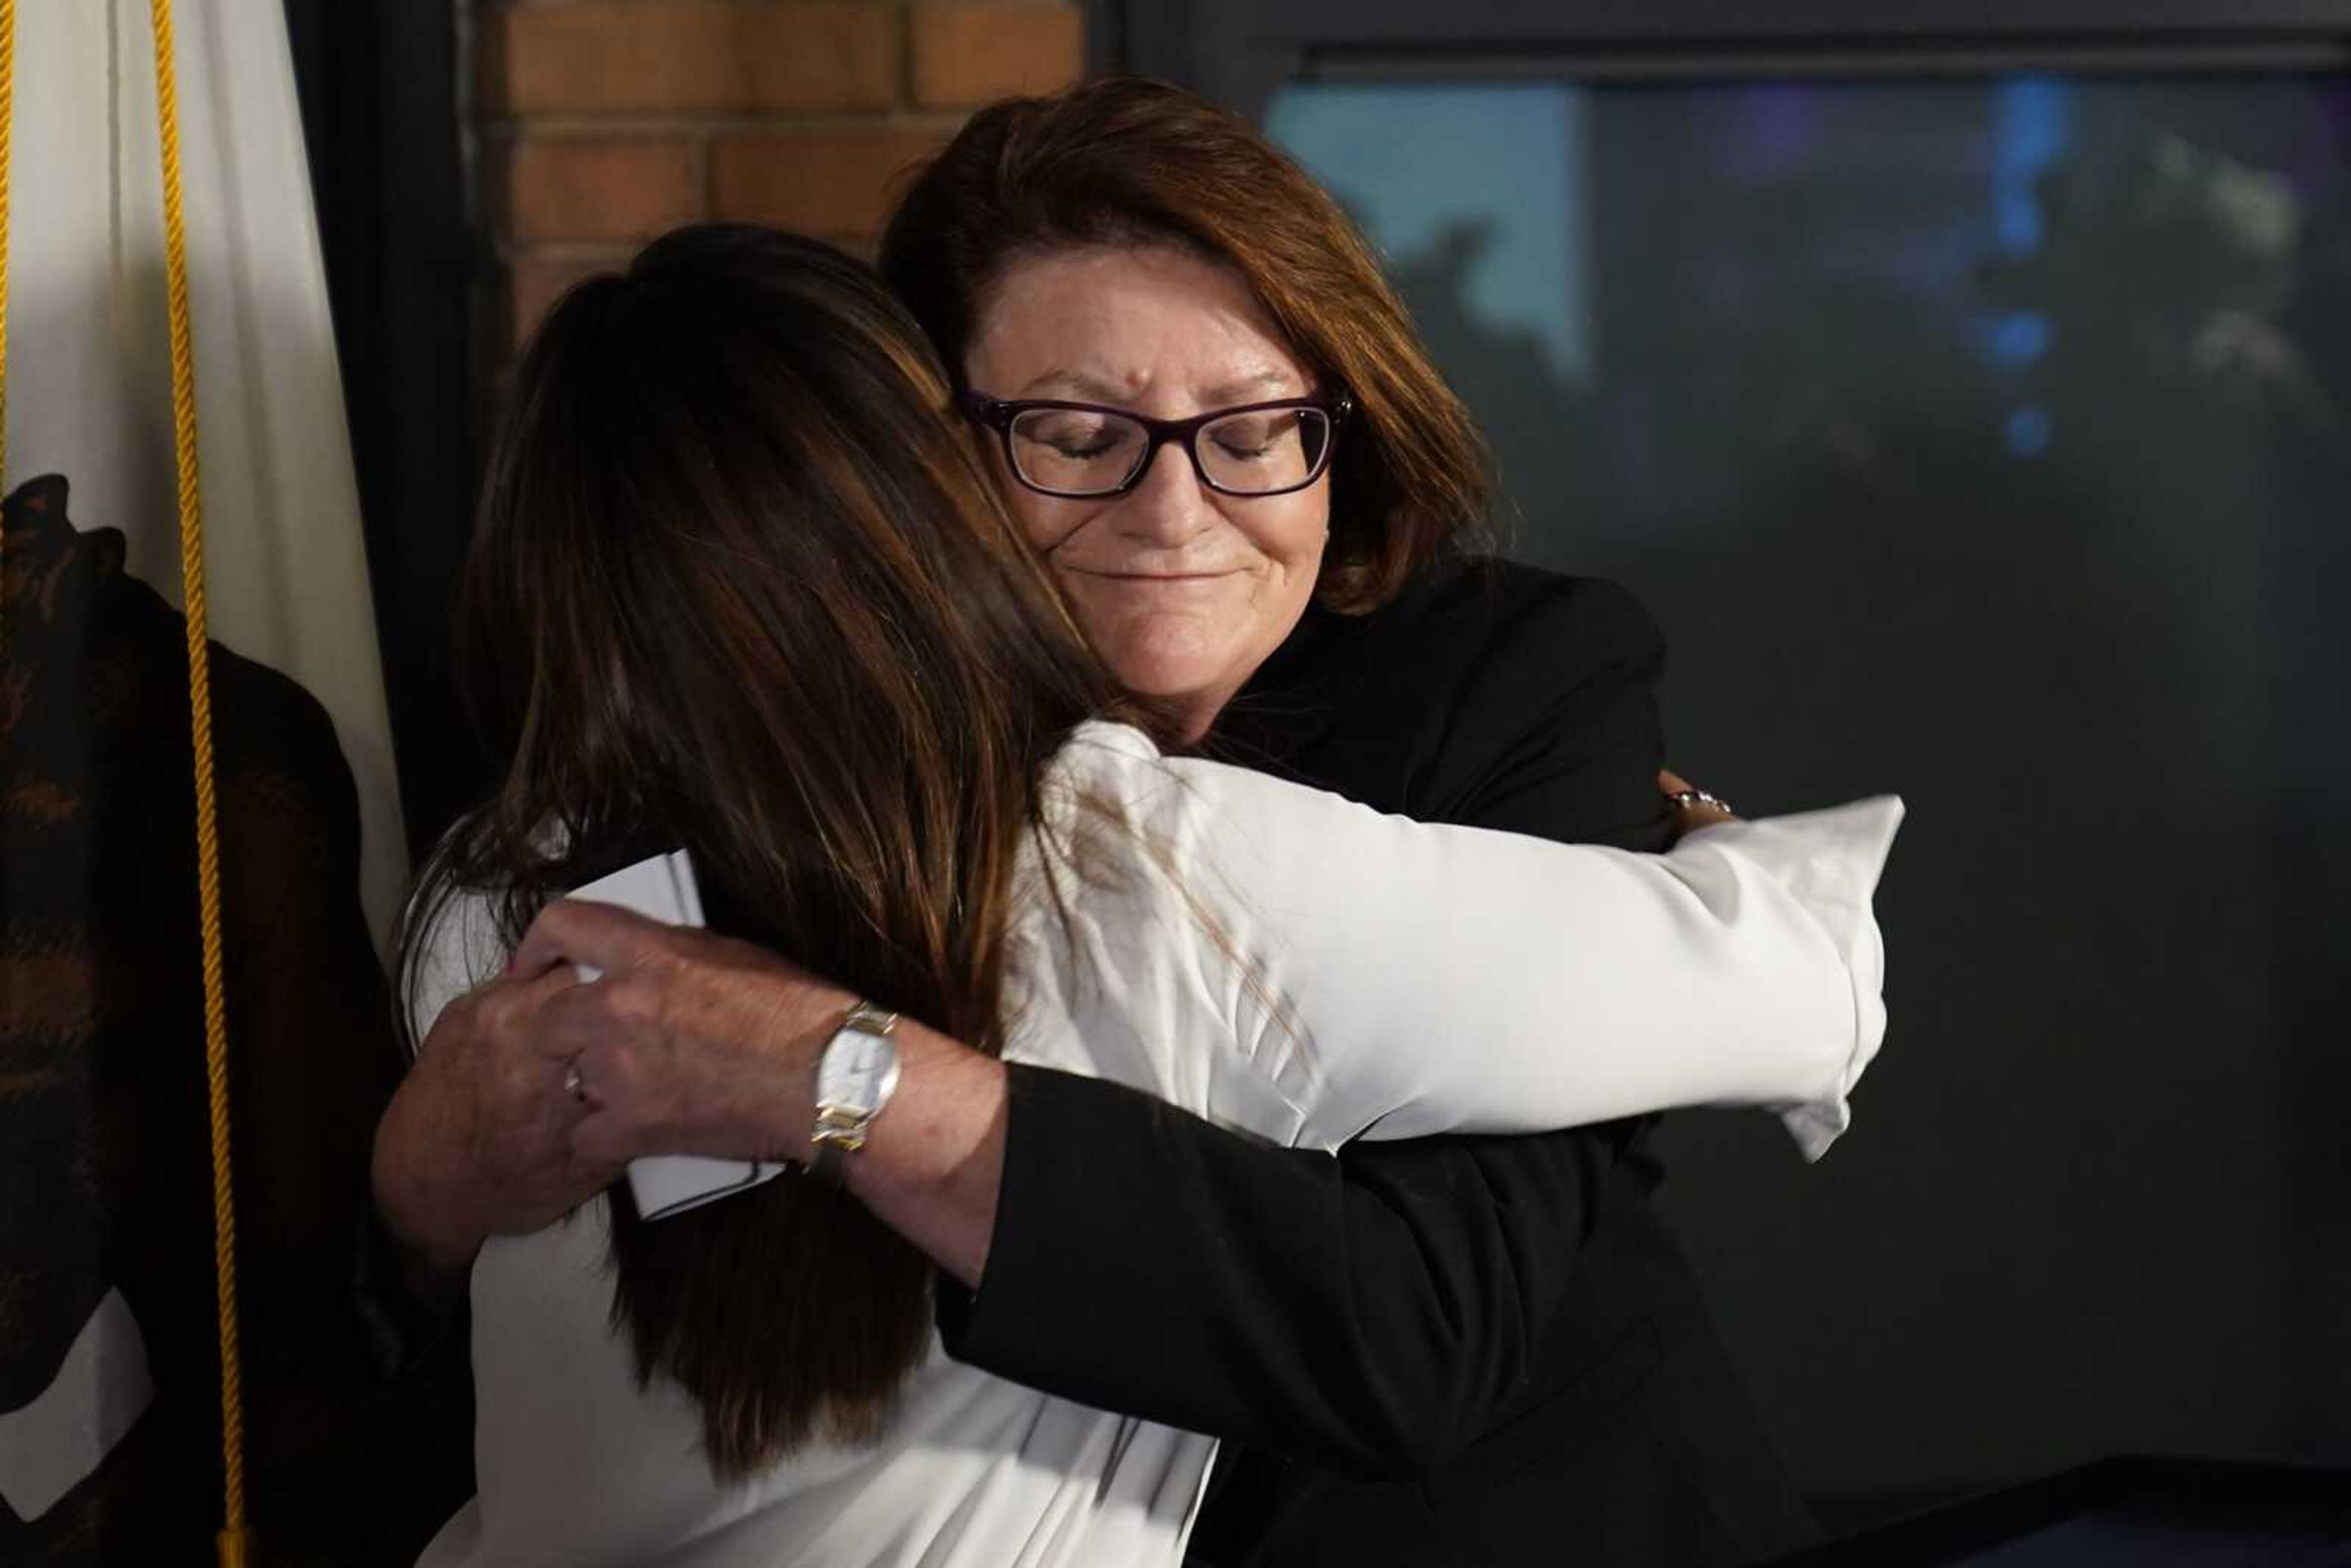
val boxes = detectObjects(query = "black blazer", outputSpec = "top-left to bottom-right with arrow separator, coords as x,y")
935,555 -> 1820,1567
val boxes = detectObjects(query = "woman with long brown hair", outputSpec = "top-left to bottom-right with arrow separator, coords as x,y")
379,223 -> 1896,1567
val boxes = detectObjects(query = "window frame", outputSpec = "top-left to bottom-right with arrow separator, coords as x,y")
1105,0 -> 2351,119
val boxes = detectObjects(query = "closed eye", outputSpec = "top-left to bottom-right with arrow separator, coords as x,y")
1046,432 -> 1127,460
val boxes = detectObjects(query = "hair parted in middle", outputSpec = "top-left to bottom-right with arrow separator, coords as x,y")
878,73 -> 1492,615
397,223 -> 1132,1477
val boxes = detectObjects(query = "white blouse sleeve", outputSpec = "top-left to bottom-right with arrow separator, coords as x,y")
1059,726 -> 1902,1161
402,887 -> 509,1056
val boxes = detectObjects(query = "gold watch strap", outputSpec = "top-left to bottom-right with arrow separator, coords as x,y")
839,1000 -> 899,1039
808,1002 -> 901,1184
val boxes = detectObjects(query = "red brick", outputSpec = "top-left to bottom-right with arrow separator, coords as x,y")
910,4 -> 1082,111
741,6 -> 903,113
710,128 -> 951,236
507,138 -> 699,243
495,3 -> 898,116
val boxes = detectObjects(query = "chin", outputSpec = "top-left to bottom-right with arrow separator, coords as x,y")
1106,652 -> 1224,702
1097,626 -> 1243,707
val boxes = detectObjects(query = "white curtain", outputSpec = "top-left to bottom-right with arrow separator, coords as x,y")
6,0 -> 406,943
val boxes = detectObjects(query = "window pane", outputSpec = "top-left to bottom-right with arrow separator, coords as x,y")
1269,71 -> 2351,1498
1269,73 -> 2351,536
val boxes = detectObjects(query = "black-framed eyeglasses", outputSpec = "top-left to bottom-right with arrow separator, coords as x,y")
956,389 -> 1352,500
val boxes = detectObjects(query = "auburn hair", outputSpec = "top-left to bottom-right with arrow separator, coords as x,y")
879,73 -> 1490,613
397,224 -> 1128,1476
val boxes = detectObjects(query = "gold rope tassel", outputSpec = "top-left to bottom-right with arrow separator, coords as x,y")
147,1 -> 253,1562
0,8 -> 246,1553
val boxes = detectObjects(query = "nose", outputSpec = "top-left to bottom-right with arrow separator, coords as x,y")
1108,439 -> 1216,548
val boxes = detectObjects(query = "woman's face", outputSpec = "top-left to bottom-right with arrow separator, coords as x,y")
964,243 -> 1330,740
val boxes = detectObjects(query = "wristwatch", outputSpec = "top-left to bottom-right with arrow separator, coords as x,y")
808,1000 -> 901,1185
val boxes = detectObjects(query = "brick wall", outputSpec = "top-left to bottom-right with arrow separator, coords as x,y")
478,1 -> 1086,354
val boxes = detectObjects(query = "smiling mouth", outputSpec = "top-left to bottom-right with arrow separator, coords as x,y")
1072,568 -> 1242,582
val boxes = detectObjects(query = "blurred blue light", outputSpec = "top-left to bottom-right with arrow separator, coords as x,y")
1992,77 -> 2075,259
1997,192 -> 2044,256
2005,404 -> 2055,457
1989,311 -> 2052,367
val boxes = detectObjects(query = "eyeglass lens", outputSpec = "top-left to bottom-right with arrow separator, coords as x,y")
1008,407 -> 1333,497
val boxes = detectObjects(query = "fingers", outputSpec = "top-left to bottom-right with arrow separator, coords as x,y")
1660,767 -> 1734,816
568,1109 -> 639,1171
438,951 -> 580,1030
413,964 -> 591,1171
526,962 -> 666,1066
512,958 -> 585,1007
1659,767 -> 1738,839
528,986 -> 599,1068
457,960 -> 584,1065
508,936 -> 571,984
512,896 -> 670,981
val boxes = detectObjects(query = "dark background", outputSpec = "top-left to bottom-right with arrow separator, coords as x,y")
288,0 -> 2351,1531
284,0 -> 482,861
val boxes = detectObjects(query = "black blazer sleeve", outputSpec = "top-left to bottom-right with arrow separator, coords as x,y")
937,579 -> 1680,1477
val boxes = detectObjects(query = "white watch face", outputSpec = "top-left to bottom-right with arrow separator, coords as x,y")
816,1026 -> 899,1117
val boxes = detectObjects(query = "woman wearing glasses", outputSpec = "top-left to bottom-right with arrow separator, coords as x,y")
377,81 -> 1873,1566
380,222 -> 1893,1568
880,79 -> 1835,1567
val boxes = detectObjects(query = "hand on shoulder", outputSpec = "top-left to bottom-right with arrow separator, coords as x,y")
1659,768 -> 1739,839
511,898 -> 858,1168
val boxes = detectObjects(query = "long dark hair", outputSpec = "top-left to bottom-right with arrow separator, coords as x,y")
879,74 -> 1491,612
397,224 -> 1126,1475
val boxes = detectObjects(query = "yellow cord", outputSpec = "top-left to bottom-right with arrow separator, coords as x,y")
147,2 -> 252,1561
0,8 -> 247,1553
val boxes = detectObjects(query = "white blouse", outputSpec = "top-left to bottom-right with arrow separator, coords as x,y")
417,721 -> 1903,1568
